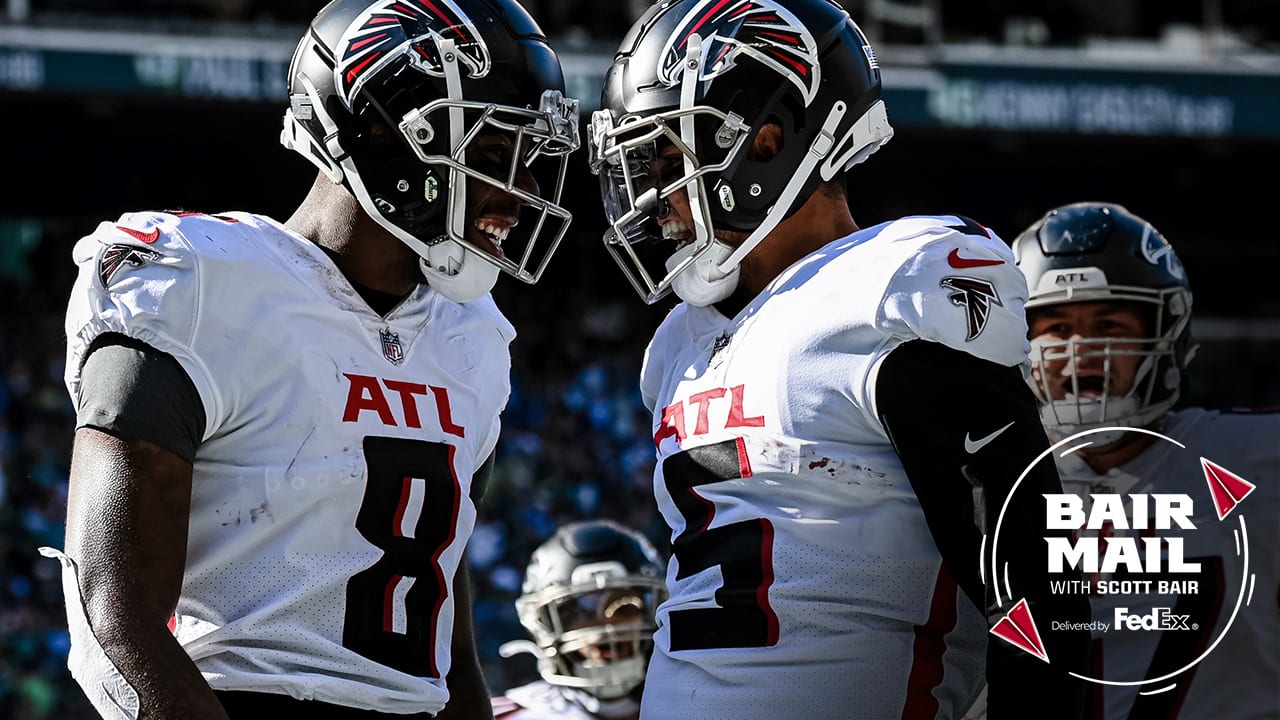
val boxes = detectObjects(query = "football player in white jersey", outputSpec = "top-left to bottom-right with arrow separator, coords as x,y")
490,520 -> 668,720
42,0 -> 580,718
587,0 -> 1090,718
1011,202 -> 1280,720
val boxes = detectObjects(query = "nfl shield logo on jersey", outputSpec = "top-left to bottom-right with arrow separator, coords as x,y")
380,328 -> 405,366
709,332 -> 732,368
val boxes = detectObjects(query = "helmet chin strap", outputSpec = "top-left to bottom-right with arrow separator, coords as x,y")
662,35 -> 737,306
441,36 -> 469,247
419,240 -> 500,303
664,34 -> 848,305
416,36 -> 503,303
666,240 -> 738,306
298,72 -> 498,303
666,100 -> 846,306
679,35 -> 716,262
716,99 -> 846,272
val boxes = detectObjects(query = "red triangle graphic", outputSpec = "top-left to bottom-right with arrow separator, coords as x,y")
1205,467 -> 1235,520
1201,457 -> 1256,521
990,617 -> 1035,656
1009,598 -> 1046,655
990,598 -> 1049,663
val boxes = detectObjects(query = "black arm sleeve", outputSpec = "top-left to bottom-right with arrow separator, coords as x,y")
470,450 -> 496,504
875,339 -> 1090,720
76,333 -> 207,463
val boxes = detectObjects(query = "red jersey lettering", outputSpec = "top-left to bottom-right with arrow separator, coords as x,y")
655,385 -> 767,446
343,373 -> 396,425
342,374 -> 466,437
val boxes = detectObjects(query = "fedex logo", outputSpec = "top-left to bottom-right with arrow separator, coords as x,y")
342,373 -> 464,437
654,384 -> 765,447
1113,607 -> 1193,631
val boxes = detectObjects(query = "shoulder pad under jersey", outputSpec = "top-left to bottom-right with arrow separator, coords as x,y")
64,210 -> 249,429
874,215 -> 1031,368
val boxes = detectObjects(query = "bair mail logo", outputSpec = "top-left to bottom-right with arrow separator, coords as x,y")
985,427 -> 1258,691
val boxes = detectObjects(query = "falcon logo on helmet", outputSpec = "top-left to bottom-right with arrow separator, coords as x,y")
1139,224 -> 1186,281
657,0 -> 821,104
335,0 -> 491,109
941,276 -> 1003,341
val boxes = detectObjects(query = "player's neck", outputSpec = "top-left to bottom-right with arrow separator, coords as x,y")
286,175 -> 422,297
725,192 -> 857,307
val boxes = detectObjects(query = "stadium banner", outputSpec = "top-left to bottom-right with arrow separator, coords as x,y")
1,28 -> 1277,139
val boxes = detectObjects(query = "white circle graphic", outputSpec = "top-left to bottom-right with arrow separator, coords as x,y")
987,426 -> 1252,687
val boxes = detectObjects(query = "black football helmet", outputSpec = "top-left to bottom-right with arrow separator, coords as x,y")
281,0 -> 580,302
1013,202 -> 1196,437
587,0 -> 893,304
500,521 -> 667,700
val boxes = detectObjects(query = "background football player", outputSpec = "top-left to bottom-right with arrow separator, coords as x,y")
587,0 -> 1089,718
41,0 -> 578,717
491,520 -> 667,720
1012,202 -> 1279,720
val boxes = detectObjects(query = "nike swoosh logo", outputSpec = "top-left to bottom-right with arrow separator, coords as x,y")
964,421 -> 1015,454
116,225 -> 160,244
948,248 -> 1004,269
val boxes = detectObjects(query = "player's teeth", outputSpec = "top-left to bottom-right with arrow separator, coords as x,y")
662,221 -> 689,240
473,220 -> 510,247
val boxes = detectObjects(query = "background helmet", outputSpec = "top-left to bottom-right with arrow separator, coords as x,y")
503,520 -> 667,700
281,0 -> 580,302
587,0 -> 893,304
1013,202 -> 1196,437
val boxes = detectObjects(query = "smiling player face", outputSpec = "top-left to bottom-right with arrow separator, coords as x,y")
1028,301 -> 1151,402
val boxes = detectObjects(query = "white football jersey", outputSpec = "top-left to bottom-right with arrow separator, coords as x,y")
1058,408 -> 1280,720
61,211 -> 513,714
638,216 -> 1031,719
493,681 -> 635,719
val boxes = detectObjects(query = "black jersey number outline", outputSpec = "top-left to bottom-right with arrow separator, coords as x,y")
663,437 -> 779,651
344,436 -> 461,677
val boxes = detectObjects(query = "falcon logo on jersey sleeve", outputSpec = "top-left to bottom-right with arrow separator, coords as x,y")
658,0 -> 821,104
98,244 -> 162,287
940,276 -> 1002,341
335,0 -> 490,110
